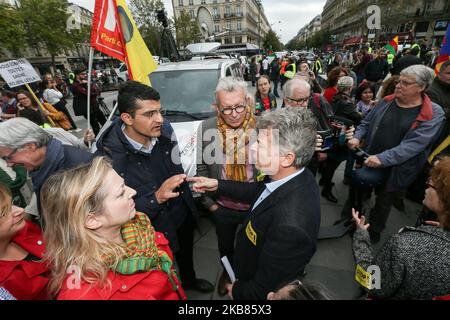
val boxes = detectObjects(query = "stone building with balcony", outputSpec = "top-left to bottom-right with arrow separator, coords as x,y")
172,0 -> 271,47
321,0 -> 450,48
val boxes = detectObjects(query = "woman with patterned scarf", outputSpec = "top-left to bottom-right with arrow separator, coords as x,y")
41,157 -> 185,300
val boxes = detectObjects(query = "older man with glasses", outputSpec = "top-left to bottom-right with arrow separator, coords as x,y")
195,77 -> 258,296
0,118 -> 94,218
282,79 -> 334,175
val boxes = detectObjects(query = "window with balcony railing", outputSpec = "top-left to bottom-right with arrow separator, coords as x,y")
189,0 -> 193,5
215,24 -> 220,33
178,0 -> 183,6
237,22 -> 242,31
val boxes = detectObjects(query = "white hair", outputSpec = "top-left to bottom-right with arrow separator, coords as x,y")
337,76 -> 354,92
0,117 -> 52,149
257,107 -> 317,168
283,79 -> 311,98
401,65 -> 435,89
215,76 -> 248,103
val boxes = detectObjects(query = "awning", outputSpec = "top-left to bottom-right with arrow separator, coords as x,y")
343,36 -> 364,45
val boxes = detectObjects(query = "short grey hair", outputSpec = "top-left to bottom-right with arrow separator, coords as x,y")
256,107 -> 317,168
283,79 -> 311,99
400,65 -> 435,89
215,76 -> 248,103
337,76 -> 354,92
0,117 -> 52,149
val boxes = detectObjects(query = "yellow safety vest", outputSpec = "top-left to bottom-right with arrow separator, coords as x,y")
387,53 -> 395,65
284,63 -> 297,79
412,44 -> 421,57
315,60 -> 323,73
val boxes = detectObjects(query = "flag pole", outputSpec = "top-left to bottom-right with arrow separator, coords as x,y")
86,47 -> 94,147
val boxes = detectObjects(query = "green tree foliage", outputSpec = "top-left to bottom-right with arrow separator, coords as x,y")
174,10 -> 200,49
262,29 -> 283,52
129,0 -> 165,55
0,4 -> 26,58
19,0 -> 73,71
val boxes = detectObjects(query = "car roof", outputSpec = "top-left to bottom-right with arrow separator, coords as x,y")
153,59 -> 239,72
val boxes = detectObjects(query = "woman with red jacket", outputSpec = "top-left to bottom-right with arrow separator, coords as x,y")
41,157 -> 186,300
0,184 -> 50,300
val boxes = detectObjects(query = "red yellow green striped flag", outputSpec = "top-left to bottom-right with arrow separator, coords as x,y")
385,36 -> 399,55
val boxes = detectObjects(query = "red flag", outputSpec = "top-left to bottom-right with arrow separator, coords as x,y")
90,0 -> 126,62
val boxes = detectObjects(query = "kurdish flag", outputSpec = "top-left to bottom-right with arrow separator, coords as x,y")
435,24 -> 450,75
385,36 -> 399,55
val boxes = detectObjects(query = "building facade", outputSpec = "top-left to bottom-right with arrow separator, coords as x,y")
321,0 -> 450,48
296,14 -> 322,44
0,2 -> 95,75
172,0 -> 271,47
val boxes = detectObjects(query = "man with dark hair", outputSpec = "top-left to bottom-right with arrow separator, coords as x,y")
95,81 -> 214,293
391,47 -> 422,75
1,90 -> 18,121
71,69 -> 106,135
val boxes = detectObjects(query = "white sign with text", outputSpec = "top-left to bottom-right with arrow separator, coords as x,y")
0,58 -> 41,88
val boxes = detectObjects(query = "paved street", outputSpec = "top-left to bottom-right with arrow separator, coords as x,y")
65,83 -> 421,300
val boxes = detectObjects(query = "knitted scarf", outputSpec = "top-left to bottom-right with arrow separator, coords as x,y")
103,212 -> 181,294
217,106 -> 256,182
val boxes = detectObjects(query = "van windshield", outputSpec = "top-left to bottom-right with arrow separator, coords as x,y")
150,69 -> 219,118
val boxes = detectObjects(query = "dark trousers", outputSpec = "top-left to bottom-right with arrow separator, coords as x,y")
214,206 -> 247,267
321,149 -> 348,189
341,180 -> 401,233
175,213 -> 196,285
54,101 -> 78,129
272,80 -> 280,97
84,107 -> 107,135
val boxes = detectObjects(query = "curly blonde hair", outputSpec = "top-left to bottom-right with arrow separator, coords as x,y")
430,156 -> 450,231
41,157 -> 127,295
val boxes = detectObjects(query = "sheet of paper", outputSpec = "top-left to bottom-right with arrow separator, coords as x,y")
221,256 -> 236,283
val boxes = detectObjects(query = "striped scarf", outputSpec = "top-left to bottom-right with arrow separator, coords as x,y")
104,212 -> 181,294
217,106 -> 256,182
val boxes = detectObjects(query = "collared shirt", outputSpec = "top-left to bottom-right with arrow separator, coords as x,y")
251,168 -> 305,212
122,124 -> 157,154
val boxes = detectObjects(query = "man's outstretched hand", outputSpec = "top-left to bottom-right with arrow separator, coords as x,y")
186,176 -> 219,193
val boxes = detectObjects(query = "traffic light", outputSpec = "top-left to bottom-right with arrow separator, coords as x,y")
156,10 -> 168,28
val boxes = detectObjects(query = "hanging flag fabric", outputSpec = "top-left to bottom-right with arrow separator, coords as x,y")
90,0 -> 126,62
435,25 -> 450,75
115,0 -> 157,86
384,36 -> 398,55
90,0 -> 157,86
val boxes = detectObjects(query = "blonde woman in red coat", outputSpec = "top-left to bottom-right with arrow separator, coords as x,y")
41,157 -> 186,300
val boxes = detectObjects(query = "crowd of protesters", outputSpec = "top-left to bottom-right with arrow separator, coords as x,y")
0,39 -> 450,301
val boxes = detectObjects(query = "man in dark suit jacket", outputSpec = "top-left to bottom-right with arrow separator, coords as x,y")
189,107 -> 321,300
95,81 -> 213,293
196,77 -> 258,296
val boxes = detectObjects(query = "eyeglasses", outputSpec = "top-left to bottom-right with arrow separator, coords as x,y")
220,104 -> 246,115
426,178 -> 436,190
397,79 -> 417,87
285,96 -> 310,106
291,280 -> 316,300
2,148 -> 18,162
